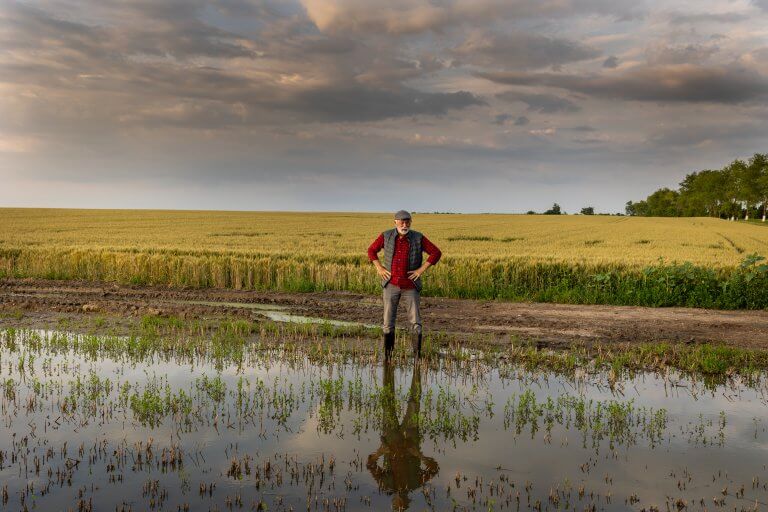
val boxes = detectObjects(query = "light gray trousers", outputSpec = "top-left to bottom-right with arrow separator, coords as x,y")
382,283 -> 422,335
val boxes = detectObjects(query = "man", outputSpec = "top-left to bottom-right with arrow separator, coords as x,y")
367,210 -> 442,359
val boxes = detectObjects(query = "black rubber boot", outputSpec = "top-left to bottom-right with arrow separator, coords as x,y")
384,331 -> 395,361
411,331 -> 422,358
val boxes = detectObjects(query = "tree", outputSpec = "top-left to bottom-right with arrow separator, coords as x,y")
626,199 -> 653,216
626,153 -> 768,219
678,170 -> 728,217
643,188 -> 680,216
732,158 -> 761,220
580,206 -> 595,215
749,153 -> 768,221
543,203 -> 561,215
722,161 -> 744,220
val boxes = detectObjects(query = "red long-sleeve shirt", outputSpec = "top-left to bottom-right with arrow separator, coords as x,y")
367,233 -> 442,289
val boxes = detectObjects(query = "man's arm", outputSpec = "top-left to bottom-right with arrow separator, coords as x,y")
408,235 -> 441,281
368,234 -> 391,280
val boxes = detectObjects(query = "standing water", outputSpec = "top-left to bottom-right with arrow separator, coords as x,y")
0,328 -> 766,511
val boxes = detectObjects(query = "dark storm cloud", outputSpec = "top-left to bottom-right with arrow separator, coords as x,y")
514,116 -> 530,126
572,137 -> 604,144
477,64 -> 768,104
4,1 -> 92,37
603,56 -> 619,68
645,120 -> 768,148
116,24 -> 256,60
667,12 -> 750,24
496,91 -> 580,113
450,31 -> 601,70
54,73 -> 483,125
299,35 -> 358,54
272,87 -> 486,122
491,113 -> 529,126
0,1 -> 483,125
2,1 -> 256,61
0,3 -> 108,61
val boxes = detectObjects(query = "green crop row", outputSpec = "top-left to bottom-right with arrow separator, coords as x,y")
2,247 -> 767,309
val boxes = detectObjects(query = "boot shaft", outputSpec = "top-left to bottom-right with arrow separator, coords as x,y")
411,332 -> 422,357
384,331 -> 396,360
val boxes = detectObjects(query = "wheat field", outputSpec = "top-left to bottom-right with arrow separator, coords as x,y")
0,209 -> 765,265
1,209 -> 766,307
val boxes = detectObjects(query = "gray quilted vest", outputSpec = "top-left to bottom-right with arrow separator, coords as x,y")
381,228 -> 424,291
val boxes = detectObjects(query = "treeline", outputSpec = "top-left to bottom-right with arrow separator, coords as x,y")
626,153 -> 768,219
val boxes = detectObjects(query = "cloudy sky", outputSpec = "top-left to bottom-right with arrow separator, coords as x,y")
2,0 -> 768,213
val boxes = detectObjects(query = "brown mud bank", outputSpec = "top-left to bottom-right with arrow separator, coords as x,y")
1,278 -> 767,349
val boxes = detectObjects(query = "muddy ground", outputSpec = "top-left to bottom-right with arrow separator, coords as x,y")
1,278 -> 767,349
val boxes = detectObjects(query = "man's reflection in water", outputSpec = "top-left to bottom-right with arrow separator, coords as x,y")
367,360 -> 439,510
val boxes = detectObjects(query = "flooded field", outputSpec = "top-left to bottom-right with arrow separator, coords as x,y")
1,327 -> 767,512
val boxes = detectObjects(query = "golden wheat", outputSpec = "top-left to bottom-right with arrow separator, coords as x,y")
1,208 -> 766,266
1,209 -> 767,305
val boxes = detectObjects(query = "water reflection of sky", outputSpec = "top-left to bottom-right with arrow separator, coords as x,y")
1,329 -> 767,511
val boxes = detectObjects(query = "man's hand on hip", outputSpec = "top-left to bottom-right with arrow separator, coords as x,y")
407,269 -> 422,281
374,261 -> 391,280
408,262 -> 431,282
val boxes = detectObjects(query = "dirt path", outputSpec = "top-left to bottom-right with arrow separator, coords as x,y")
1,278 -> 767,348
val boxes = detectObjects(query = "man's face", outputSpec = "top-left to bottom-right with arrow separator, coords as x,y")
394,218 -> 411,235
